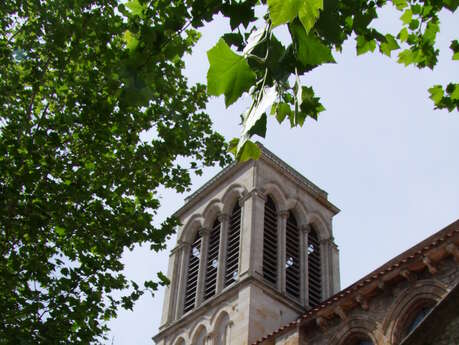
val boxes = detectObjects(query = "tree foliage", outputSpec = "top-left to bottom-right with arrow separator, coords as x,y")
0,0 -> 457,343
0,1 -> 229,343
205,0 -> 458,160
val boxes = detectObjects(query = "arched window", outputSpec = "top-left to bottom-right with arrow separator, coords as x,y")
215,312 -> 231,345
398,301 -> 434,343
308,228 -> 321,307
263,196 -> 278,285
285,212 -> 300,299
344,335 -> 374,345
225,204 -> 241,287
192,326 -> 206,345
204,219 -> 221,300
184,231 -> 201,313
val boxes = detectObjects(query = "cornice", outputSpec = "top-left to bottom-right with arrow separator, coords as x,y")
173,143 -> 339,219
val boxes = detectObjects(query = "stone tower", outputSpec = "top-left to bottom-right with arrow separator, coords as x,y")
153,145 -> 340,345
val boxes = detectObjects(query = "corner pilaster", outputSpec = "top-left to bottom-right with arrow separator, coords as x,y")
174,240 -> 191,320
239,188 -> 266,280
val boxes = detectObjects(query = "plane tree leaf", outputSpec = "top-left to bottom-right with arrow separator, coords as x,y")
291,20 -> 335,66
207,38 -> 256,107
268,0 -> 323,32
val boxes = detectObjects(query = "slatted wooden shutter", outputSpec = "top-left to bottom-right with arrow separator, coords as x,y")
308,229 -> 321,307
263,197 -> 278,285
225,204 -> 241,287
285,212 -> 300,298
183,232 -> 201,313
204,219 -> 221,300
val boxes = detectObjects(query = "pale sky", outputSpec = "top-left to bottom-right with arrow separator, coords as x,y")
107,6 -> 458,345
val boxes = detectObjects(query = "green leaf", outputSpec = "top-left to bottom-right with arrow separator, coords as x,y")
123,30 -> 139,51
428,85 -> 444,105
424,21 -> 439,44
228,138 -> 239,156
380,34 -> 400,57
400,9 -> 412,25
207,39 -> 256,107
399,27 -> 408,42
268,0 -> 323,32
238,140 -> 261,162
398,49 -> 417,66
356,36 -> 376,56
393,0 -> 408,10
450,40 -> 459,60
298,86 -> 325,122
55,226 -> 66,237
298,0 -> 324,33
268,0 -> 303,27
248,113 -> 267,138
450,84 -> 459,100
126,0 -> 145,18
273,102 -> 292,124
291,21 -> 335,66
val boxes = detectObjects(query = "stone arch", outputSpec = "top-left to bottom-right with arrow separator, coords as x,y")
383,279 -> 448,344
190,324 -> 208,345
307,212 -> 331,240
261,181 -> 287,212
179,214 -> 204,244
213,311 -> 231,345
203,199 -> 224,229
284,198 -> 308,227
329,315 -> 383,345
221,184 -> 247,215
171,336 -> 186,345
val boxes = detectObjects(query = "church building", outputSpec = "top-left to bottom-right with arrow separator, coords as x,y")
153,144 -> 459,345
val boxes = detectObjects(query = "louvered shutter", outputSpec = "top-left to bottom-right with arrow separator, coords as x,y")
204,219 -> 220,300
183,232 -> 201,313
308,229 -> 321,307
263,197 -> 278,285
285,213 -> 300,298
224,204 -> 241,287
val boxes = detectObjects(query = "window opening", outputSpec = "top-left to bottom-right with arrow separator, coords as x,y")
204,219 -> 221,301
308,228 -> 321,307
286,212 -> 300,298
263,196 -> 278,285
225,204 -> 241,287
183,232 -> 201,313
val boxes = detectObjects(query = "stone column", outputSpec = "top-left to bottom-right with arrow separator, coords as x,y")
300,224 -> 311,307
196,227 -> 210,306
216,213 -> 230,293
320,238 -> 331,299
239,188 -> 266,280
278,210 -> 289,292
174,240 -> 191,320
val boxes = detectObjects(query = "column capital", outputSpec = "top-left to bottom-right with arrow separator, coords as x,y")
279,210 -> 289,219
199,227 -> 211,237
320,237 -> 331,245
300,224 -> 312,234
176,238 -> 192,248
217,213 -> 230,222
239,188 -> 266,205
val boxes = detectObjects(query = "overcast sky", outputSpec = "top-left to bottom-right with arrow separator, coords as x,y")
107,6 -> 458,345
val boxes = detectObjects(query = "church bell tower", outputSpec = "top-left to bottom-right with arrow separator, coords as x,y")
153,145 -> 340,345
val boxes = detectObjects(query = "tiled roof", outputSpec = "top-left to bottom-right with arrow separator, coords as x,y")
253,219 -> 459,344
